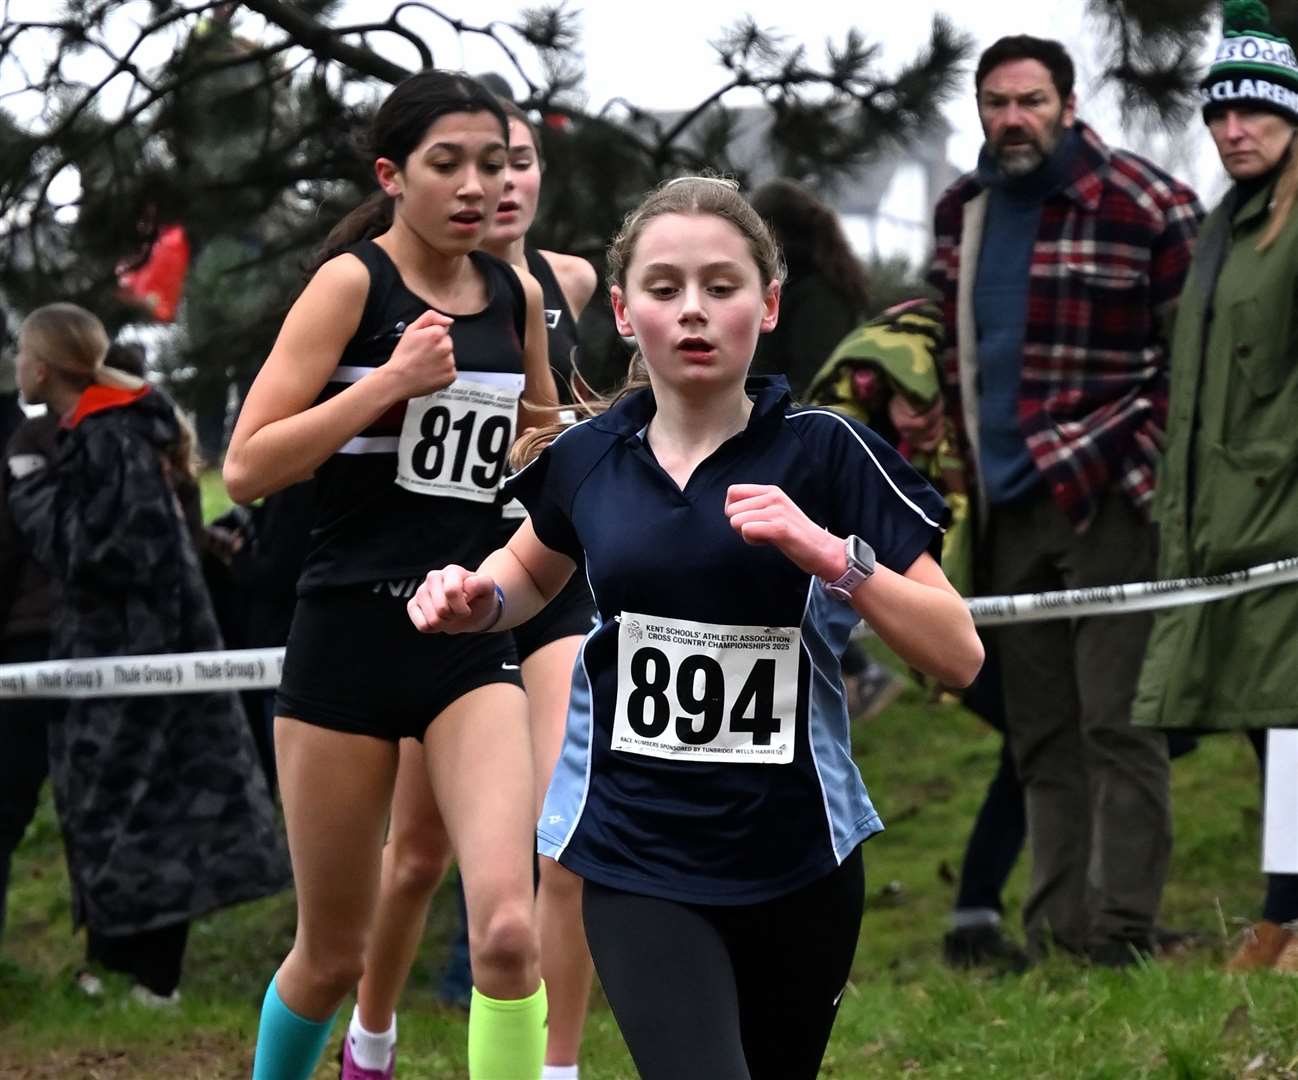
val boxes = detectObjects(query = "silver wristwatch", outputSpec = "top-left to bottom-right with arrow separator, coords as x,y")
823,535 -> 876,602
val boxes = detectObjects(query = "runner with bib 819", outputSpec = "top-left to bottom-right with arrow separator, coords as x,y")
406,175 -> 984,1080
224,72 -> 558,1080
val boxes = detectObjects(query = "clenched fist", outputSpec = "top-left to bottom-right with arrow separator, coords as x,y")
724,484 -> 847,582
384,309 -> 458,399
407,564 -> 501,635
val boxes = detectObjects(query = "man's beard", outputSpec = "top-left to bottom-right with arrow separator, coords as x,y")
994,119 -> 1064,177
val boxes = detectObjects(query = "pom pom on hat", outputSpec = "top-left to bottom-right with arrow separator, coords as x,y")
1201,1 -> 1298,125
1223,0 -> 1275,34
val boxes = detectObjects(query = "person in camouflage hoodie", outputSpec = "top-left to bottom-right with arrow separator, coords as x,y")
7,303 -> 288,1001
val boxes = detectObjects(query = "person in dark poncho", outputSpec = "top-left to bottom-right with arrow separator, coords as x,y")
7,302 -> 288,1004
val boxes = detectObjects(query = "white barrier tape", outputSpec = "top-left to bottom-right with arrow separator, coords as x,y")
0,647 -> 285,699
5,556 -> 1298,699
966,555 -> 1298,626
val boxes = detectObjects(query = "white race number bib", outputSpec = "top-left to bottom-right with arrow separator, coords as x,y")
612,612 -> 801,764
396,375 -> 522,501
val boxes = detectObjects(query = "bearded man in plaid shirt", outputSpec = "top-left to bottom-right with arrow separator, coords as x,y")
916,34 -> 1204,966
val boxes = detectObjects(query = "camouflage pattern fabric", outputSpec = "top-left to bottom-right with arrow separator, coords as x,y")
7,388 -> 289,934
815,298 -> 946,409
804,299 -> 973,597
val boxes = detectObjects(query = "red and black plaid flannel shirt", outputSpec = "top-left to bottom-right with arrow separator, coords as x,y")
928,121 -> 1204,532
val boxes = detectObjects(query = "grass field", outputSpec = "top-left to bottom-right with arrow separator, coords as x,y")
4,685 -> 1296,1078
2,476 -> 1295,1077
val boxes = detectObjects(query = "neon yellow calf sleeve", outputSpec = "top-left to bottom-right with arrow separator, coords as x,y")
467,981 -> 547,1080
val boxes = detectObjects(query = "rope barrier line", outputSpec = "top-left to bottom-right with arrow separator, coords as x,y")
4,556 -> 1298,698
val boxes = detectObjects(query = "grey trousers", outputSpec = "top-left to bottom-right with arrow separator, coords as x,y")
985,490 -> 1171,953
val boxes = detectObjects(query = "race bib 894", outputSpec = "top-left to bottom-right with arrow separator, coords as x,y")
396,375 -> 523,501
612,612 -> 801,764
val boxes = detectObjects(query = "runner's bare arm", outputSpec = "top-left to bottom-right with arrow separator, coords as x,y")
224,255 -> 457,504
542,251 -> 599,400
847,553 -> 982,688
513,266 -> 560,429
407,517 -> 576,635
542,250 -> 598,319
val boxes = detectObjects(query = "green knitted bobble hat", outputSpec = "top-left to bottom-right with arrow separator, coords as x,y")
1201,0 -> 1298,124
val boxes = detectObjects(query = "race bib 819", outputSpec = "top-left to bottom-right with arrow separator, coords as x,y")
612,612 -> 801,764
396,375 -> 523,501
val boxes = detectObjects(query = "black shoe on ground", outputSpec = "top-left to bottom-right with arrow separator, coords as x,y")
1088,926 -> 1202,968
943,924 -> 1030,974
1151,925 -> 1203,955
1086,937 -> 1154,969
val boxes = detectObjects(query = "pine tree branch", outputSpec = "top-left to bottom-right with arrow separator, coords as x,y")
327,16 -> 433,71
0,38 -> 303,222
240,0 -> 414,83
2,2 -> 232,136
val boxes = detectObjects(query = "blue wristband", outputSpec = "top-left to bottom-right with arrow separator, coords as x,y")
482,584 -> 506,631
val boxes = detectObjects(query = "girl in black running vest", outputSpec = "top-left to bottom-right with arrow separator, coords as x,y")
350,97 -> 599,1080
226,72 -> 557,1080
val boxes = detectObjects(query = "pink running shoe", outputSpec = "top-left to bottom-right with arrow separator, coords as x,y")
339,1038 -> 395,1080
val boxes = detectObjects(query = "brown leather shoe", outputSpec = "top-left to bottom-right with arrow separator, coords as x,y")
1225,920 -> 1293,972
1273,933 -> 1298,975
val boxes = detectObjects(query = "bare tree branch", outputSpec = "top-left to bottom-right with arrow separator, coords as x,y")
240,0 -> 414,83
0,0 -> 980,419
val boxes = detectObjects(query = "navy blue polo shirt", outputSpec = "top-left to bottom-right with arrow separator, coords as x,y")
504,376 -> 948,904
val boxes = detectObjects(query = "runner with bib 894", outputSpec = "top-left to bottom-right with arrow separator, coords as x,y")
406,175 -> 984,1080
223,72 -> 558,1080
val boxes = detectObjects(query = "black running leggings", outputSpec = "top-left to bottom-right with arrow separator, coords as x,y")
582,846 -> 865,1080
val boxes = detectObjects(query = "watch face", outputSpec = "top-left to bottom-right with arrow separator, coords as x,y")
825,535 -> 874,602
846,535 -> 875,575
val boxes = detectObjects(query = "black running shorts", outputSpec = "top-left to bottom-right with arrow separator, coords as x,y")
276,579 -> 524,741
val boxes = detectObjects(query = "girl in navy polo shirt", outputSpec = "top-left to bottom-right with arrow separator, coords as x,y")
407,176 -> 983,1080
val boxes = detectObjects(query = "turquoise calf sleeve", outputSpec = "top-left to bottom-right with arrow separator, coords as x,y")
252,975 -> 338,1080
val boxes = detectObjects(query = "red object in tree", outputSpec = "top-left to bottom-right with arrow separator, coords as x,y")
117,224 -> 190,322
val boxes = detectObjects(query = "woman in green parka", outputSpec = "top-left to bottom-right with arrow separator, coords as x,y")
1132,0 -> 1298,973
